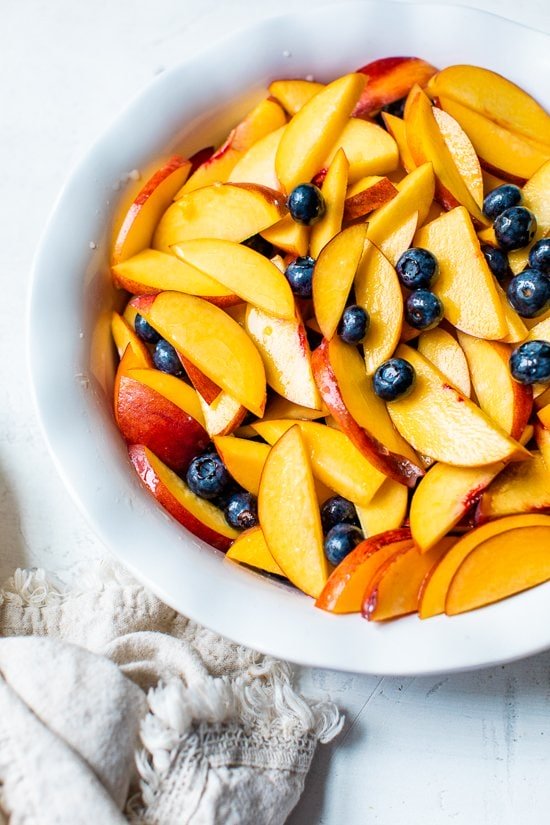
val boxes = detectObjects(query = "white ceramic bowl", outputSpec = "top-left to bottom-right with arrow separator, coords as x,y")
29,1 -> 550,675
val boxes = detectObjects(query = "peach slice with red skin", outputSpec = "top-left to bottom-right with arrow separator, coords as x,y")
343,175 -> 398,221
258,425 -> 329,598
111,156 -> 191,265
111,312 -> 153,366
214,436 -> 269,496
126,368 -> 205,426
315,529 -> 413,614
198,391 -> 246,438
177,354 -> 221,405
226,526 -> 284,576
353,56 -> 437,118
419,513 -> 550,618
355,478 -> 408,538
129,445 -> 237,551
476,452 -> 550,521
417,327 -> 471,397
268,79 -> 325,116
309,148 -> 349,259
312,337 -> 424,487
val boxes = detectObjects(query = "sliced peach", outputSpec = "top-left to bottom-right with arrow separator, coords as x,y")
419,513 -> 550,618
410,461 -> 504,552
171,239 -> 295,320
177,354 -> 221,404
497,283 -> 528,343
343,175 -> 398,221
227,126 -> 285,191
111,312 -> 152,366
405,88 -> 487,223
539,404 -> 550,429
381,113 -> 416,173
129,445 -> 237,550
315,529 -> 413,613
312,337 -> 424,486
353,56 -> 437,117
133,292 -> 266,416
477,452 -> 550,520
244,306 -> 320,409
457,333 -> 532,438
178,97 -> 287,194
417,327 -> 471,397
113,346 -> 152,418
252,419 -> 385,507
354,240 -> 403,374
482,168 -> 508,196
312,223 -> 367,339
111,156 -> 191,265
310,148 -> 349,258
198,391 -> 247,437
268,79 -> 324,116
509,160 -> 550,274
112,248 -> 239,306
127,368 -> 204,426
275,73 -> 366,192
355,478 -> 408,537
154,183 -> 286,253
438,97 -> 550,183
258,425 -> 328,597
414,207 -> 507,339
260,214 -> 309,257
432,106 -> 483,209
363,538 -> 454,621
325,118 -> 399,183
388,345 -> 528,466
214,436 -> 269,496
427,65 -> 550,148
262,395 -> 326,421
226,526 -> 284,576
446,525 -> 550,615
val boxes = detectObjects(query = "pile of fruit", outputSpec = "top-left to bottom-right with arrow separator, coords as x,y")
109,56 -> 550,623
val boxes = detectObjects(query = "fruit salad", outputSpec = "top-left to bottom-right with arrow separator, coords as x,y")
109,56 -> 550,623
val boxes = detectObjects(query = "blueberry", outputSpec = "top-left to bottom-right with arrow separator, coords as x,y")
287,183 -> 326,226
186,452 -> 231,500
396,247 -> 438,290
529,238 -> 550,275
494,206 -> 537,252
482,184 -> 522,220
242,234 -> 274,258
510,340 -> 550,385
134,314 -> 160,344
153,339 -> 184,375
373,358 -> 416,401
405,289 -> 443,330
321,496 -> 359,533
481,244 -> 510,282
224,491 -> 258,530
381,96 -> 407,119
506,269 -> 550,318
324,523 -> 363,566
338,305 -> 370,344
284,255 -> 315,298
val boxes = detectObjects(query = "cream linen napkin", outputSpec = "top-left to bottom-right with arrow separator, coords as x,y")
0,563 -> 342,824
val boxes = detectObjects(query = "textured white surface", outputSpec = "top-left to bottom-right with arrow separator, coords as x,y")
2,1 -> 550,822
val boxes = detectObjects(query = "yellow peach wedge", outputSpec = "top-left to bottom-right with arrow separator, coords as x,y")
417,327 -> 471,397
260,214 -> 309,257
381,113 -> 416,173
111,312 -> 152,366
310,148 -> 349,258
477,452 -> 550,521
343,175 -> 398,221
228,126 -> 285,191
197,391 -> 247,438
268,79 -> 325,116
226,526 -> 285,576
213,436 -> 269,496
432,106 -> 484,209
355,478 -> 408,537
509,160 -> 550,274
325,118 -> 399,183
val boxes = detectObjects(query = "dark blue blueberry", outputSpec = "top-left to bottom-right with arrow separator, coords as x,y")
494,206 -> 537,252
396,247 -> 438,290
529,238 -> 550,275
153,339 -> 184,376
405,289 -> 443,330
134,313 -> 160,344
506,269 -> 550,318
338,305 -> 370,344
481,244 -> 510,282
186,452 -> 231,500
373,358 -> 416,402
483,184 -> 522,220
510,340 -> 550,385
284,255 -> 315,298
321,496 -> 359,533
324,523 -> 363,566
224,491 -> 258,530
242,234 -> 274,258
287,183 -> 326,226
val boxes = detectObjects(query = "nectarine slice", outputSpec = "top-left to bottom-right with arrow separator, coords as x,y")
133,292 -> 266,417
353,56 -> 437,118
258,425 -> 328,598
343,175 -> 398,221
496,283 -> 528,344
228,126 -> 285,191
355,478 -> 408,538
477,452 -> 550,521
127,368 -> 204,426
417,327 -> 471,397
268,79 -> 324,116
381,113 -> 416,173
432,106 -> 483,209
388,345 -> 528,466
312,223 -> 367,340
310,148 -> 349,259
262,395 -> 326,421
275,72 -> 366,192
178,355 -> 222,405
111,312 -> 152,366
509,160 -> 550,275
414,206 -> 507,339
226,526 -> 285,576
325,118 -> 399,183
315,529 -> 413,614
129,445 -> 237,551
260,213 -> 309,257
446,525 -> 550,615
198,391 -> 247,438
213,436 -> 269,496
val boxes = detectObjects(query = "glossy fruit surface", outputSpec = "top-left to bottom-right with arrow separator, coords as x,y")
529,238 -> 550,274
324,523 -> 364,565
287,183 -> 326,225
373,358 -> 416,401
338,305 -> 370,344
186,452 -> 231,499
482,184 -> 522,220
284,255 -> 315,298
224,491 -> 258,529
321,495 -> 358,533
134,313 -> 161,344
396,247 -> 438,290
405,289 -> 444,330
506,269 -> 550,318
481,244 -> 509,282
494,206 -> 537,252
153,339 -> 185,376
510,340 -> 550,384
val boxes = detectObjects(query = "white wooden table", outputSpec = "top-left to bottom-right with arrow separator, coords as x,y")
2,1 -> 550,822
